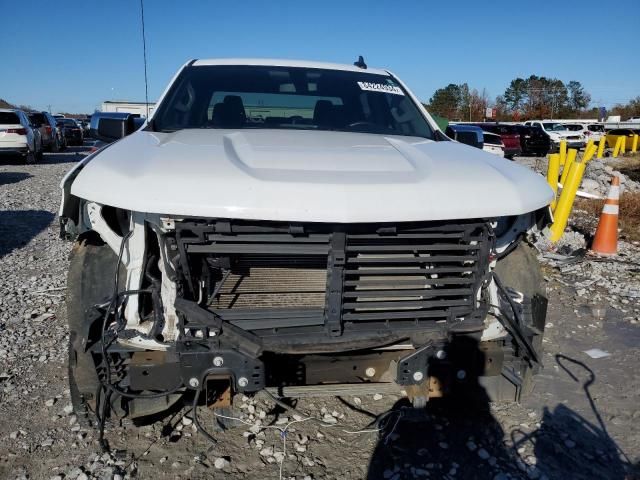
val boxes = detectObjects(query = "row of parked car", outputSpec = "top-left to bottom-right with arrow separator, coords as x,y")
3,105 -> 634,165
445,121 -> 611,159
0,109 -> 88,163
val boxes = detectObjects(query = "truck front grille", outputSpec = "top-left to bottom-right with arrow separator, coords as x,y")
342,228 -> 484,322
174,219 -> 492,336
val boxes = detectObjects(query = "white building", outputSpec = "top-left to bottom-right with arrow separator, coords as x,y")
100,101 -> 156,118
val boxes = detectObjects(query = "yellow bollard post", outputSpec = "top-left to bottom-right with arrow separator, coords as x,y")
585,138 -> 595,154
560,148 -> 578,185
612,137 -> 622,157
550,160 -> 588,242
583,143 -> 598,164
559,140 -> 567,165
620,136 -> 626,154
633,134 -> 639,153
546,153 -> 560,211
597,136 -> 606,159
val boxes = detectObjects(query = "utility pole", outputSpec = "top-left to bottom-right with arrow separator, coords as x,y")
550,89 -> 558,120
47,104 -> 51,113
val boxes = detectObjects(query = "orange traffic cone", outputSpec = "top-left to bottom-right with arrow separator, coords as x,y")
590,175 -> 620,256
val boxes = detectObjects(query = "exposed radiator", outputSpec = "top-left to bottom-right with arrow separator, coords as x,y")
174,219 -> 492,335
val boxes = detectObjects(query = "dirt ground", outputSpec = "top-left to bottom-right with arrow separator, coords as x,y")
1,147 -> 639,480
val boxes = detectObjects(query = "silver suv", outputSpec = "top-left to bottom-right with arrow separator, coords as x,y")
28,111 -> 65,152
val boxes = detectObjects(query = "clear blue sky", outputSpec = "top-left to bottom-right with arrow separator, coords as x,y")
1,0 -> 638,113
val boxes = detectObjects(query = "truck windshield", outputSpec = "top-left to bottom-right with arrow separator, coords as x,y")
153,65 -> 434,139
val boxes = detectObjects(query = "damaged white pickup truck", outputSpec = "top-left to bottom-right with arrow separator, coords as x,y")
59,58 -> 553,432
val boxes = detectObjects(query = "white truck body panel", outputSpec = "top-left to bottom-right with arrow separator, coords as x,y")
60,59 -> 551,355
191,57 -> 391,76
70,128 -> 552,222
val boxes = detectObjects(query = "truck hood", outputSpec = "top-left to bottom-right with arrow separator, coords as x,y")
71,129 -> 553,222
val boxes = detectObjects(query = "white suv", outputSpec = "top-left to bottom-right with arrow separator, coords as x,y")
0,109 -> 43,163
562,122 -> 604,143
482,131 -> 505,157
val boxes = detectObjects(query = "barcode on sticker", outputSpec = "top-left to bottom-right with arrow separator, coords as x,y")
357,81 -> 404,95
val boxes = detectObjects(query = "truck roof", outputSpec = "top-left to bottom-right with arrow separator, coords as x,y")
191,58 -> 390,76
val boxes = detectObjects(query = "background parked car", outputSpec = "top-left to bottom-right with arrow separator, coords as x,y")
470,123 -> 521,158
524,121 -> 585,151
78,118 -> 90,135
28,111 -> 62,152
562,122 -> 604,143
445,124 -> 483,149
83,116 -> 94,138
0,109 -> 43,163
605,128 -> 639,149
515,124 -> 551,156
481,131 -> 505,157
56,117 -> 84,146
55,119 -> 68,151
586,123 -> 605,141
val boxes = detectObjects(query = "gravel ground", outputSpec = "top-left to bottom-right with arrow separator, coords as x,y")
1,148 -> 639,480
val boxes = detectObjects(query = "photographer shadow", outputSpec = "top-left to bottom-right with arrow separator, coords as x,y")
367,335 -> 514,479
366,341 -> 633,479
0,209 -> 55,258
512,355 -> 633,480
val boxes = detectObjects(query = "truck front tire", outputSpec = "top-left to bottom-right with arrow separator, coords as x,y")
67,234 -> 118,426
486,241 -> 547,402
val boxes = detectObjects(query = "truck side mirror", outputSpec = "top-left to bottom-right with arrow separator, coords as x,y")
96,118 -> 132,141
92,114 -> 140,142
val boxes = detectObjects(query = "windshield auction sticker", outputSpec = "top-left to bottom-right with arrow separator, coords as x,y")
357,81 -> 404,95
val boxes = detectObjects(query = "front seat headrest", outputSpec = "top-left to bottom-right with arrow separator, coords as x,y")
313,100 -> 334,127
223,95 -> 246,128
210,103 -> 226,127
